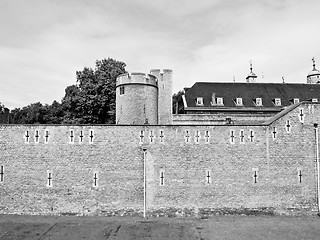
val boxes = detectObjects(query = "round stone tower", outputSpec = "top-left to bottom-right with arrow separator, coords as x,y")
116,72 -> 158,124
307,58 -> 320,84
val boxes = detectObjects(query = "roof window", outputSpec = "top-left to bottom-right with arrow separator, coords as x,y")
235,98 -> 243,106
196,97 -> 204,106
312,98 -> 318,103
293,98 -> 299,104
255,98 -> 263,106
274,98 -> 281,106
216,97 -> 224,106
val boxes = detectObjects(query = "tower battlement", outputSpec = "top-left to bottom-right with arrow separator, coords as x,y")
116,69 -> 172,125
116,72 -> 158,87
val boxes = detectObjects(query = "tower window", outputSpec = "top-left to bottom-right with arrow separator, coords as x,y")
196,97 -> 204,106
120,86 -> 125,95
217,97 -> 224,106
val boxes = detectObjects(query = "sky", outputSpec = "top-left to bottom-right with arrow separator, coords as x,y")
1,0 -> 320,109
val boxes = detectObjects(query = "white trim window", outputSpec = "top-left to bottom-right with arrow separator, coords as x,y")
217,97 -> 224,106
196,97 -> 204,106
293,98 -> 299,104
255,98 -> 263,106
235,98 -> 243,106
312,98 -> 318,103
274,98 -> 281,106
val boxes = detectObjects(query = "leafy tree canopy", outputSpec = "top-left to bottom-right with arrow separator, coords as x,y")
61,58 -> 126,124
10,57 -> 127,124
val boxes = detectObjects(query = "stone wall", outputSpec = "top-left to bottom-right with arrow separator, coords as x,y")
0,103 -> 319,217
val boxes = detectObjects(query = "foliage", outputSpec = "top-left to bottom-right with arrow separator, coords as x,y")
172,90 -> 185,114
61,58 -> 126,124
10,57 -> 127,124
11,101 -> 64,124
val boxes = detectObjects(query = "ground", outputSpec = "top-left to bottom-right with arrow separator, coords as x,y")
0,214 -> 320,240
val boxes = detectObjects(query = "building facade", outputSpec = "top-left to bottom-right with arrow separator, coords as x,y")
1,62 -> 320,217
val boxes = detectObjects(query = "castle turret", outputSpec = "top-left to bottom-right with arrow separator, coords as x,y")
307,57 -> 320,84
246,61 -> 257,83
116,72 -> 158,125
150,69 -> 173,124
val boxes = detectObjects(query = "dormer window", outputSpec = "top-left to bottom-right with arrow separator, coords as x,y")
293,98 -> 299,104
312,98 -> 318,103
216,97 -> 224,106
196,97 -> 204,106
235,98 -> 243,106
274,98 -> 281,106
255,98 -> 263,106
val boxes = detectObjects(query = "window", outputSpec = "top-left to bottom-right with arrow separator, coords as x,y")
93,172 -> 98,187
89,129 -> 94,144
297,168 -> 302,183
47,170 -> 53,187
159,170 -> 165,186
252,168 -> 258,183
239,130 -> 245,143
230,130 -> 235,144
205,170 -> 211,184
44,130 -> 49,144
0,166 -> 4,182
159,130 -> 164,143
185,130 -> 190,143
69,130 -> 74,143
35,130 -> 40,143
255,98 -> 262,106
204,130 -> 210,143
217,97 -> 224,106
195,131 -> 200,144
120,86 -> 125,95
312,98 -> 318,103
293,98 -> 299,104
196,97 -> 204,106
139,131 -> 144,143
299,108 -> 304,123
25,130 -> 30,143
285,120 -> 291,133
79,130 -> 84,143
274,98 -> 281,106
235,98 -> 243,106
249,130 -> 254,142
149,130 -> 154,143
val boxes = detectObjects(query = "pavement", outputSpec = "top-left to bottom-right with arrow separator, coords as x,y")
0,214 -> 320,239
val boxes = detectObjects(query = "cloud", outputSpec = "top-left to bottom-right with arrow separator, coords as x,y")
1,0 -> 320,108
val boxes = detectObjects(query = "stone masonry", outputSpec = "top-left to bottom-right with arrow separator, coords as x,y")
0,102 -> 320,217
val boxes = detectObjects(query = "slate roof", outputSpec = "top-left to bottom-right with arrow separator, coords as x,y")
184,82 -> 320,110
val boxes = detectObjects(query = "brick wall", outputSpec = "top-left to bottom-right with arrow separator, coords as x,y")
0,103 -> 319,216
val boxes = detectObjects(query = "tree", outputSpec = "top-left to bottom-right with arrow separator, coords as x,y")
172,90 -> 185,114
61,58 -> 126,124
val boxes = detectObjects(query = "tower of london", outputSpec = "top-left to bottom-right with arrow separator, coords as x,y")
1,60 -> 320,217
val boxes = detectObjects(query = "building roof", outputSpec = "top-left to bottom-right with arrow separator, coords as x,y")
184,82 -> 320,110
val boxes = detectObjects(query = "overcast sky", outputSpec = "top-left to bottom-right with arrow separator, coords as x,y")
1,0 -> 320,109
